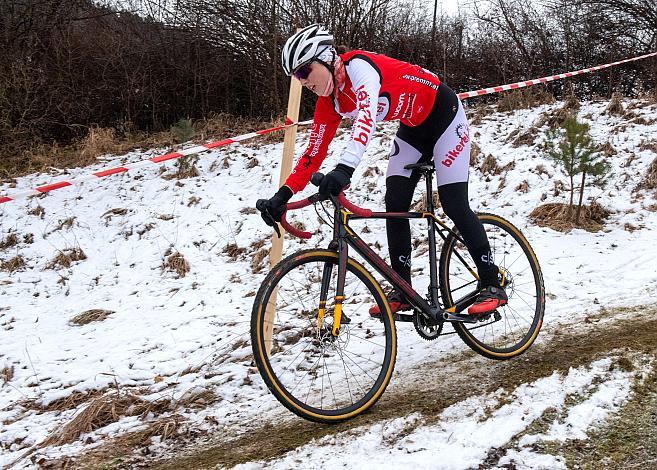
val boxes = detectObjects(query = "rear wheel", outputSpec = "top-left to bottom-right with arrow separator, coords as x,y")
251,249 -> 397,423
439,213 -> 545,360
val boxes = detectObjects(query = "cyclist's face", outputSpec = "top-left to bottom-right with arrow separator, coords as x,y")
298,62 -> 334,96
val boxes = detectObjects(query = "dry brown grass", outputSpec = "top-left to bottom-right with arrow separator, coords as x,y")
534,93 -> 580,129
480,154 -> 500,175
515,180 -> 529,193
469,104 -> 495,125
27,205 -> 45,218
79,127 -> 120,160
470,140 -> 481,165
529,201 -> 611,232
69,309 -> 114,326
511,127 -> 539,147
0,233 -> 18,250
162,249 -> 190,278
635,157 -> 657,192
23,233 -> 34,244
162,156 -> 200,180
638,140 -> 657,154
41,392 -> 173,447
54,217 -> 76,232
597,141 -> 617,157
45,248 -> 87,270
496,88 -> 555,112
1,255 -> 26,273
194,113 -> 285,147
251,248 -> 269,273
223,243 -> 246,261
1,364 -> 14,384
606,92 -> 625,116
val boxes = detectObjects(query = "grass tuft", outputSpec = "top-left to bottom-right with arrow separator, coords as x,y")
0,233 -> 19,250
1,255 -> 26,273
45,248 -> 87,270
529,201 -> 611,232
69,309 -> 115,326
162,249 -> 190,278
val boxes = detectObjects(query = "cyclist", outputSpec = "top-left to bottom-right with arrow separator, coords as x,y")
257,24 -> 507,316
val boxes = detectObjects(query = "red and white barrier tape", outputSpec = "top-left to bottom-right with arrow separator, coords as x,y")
2,51 -> 656,205
0,117 -> 312,205
457,51 -> 657,99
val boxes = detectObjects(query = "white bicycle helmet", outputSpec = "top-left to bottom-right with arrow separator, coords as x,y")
281,24 -> 334,76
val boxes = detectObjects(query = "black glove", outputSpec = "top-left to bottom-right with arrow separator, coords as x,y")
319,164 -> 354,197
256,185 -> 293,226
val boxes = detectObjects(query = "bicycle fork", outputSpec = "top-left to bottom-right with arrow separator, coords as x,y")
318,239 -> 349,337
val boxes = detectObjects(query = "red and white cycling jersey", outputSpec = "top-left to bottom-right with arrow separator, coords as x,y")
285,50 -> 441,193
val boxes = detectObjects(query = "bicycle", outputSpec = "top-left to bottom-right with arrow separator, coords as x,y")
252,162 -> 545,423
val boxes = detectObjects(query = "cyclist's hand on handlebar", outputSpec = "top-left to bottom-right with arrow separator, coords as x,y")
256,186 -> 293,225
318,164 -> 354,197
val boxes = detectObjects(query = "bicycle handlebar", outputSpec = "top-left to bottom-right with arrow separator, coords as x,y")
280,172 -> 373,239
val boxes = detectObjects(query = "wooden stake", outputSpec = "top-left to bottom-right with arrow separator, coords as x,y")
263,75 -> 302,355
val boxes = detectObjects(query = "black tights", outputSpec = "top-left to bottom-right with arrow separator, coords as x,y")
385,176 -> 498,290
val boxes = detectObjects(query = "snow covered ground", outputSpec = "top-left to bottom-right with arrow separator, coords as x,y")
1,96 -> 657,468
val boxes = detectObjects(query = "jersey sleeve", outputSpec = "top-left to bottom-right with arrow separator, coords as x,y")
284,96 -> 341,193
339,58 -> 382,169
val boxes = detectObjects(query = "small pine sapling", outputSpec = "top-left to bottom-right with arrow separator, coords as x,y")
544,115 -> 611,224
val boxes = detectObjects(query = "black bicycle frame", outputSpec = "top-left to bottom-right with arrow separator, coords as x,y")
324,169 -> 481,325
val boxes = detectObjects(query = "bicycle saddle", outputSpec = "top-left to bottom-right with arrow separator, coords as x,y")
403,162 -> 435,173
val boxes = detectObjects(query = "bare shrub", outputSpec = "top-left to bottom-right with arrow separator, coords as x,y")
45,248 -> 87,270
529,201 -> 611,232
69,309 -> 114,326
162,249 -> 190,278
1,255 -> 26,273
606,92 -> 624,116
0,233 -> 18,250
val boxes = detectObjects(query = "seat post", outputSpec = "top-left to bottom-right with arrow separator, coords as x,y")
424,168 -> 435,214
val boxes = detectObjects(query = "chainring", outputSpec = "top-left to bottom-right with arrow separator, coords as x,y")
413,312 -> 443,341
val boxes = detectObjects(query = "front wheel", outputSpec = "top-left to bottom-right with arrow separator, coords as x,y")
251,249 -> 397,423
439,213 -> 545,360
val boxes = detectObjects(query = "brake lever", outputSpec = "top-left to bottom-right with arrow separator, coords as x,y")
255,199 -> 282,238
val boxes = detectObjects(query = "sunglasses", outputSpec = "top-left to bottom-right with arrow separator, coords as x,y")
293,63 -> 313,80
